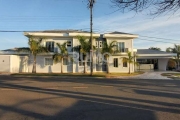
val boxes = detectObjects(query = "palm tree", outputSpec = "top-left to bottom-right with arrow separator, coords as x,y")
18,37 -> 48,73
73,36 -> 93,73
53,42 -> 68,73
102,41 -> 117,74
122,51 -> 138,74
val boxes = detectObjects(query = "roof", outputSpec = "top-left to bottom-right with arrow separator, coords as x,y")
137,49 -> 177,58
0,47 -> 29,55
137,49 -> 171,54
107,31 -> 136,35
30,29 -> 93,33
103,31 -> 138,38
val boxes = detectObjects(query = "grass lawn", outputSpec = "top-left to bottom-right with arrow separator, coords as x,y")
11,71 -> 144,78
161,73 -> 180,80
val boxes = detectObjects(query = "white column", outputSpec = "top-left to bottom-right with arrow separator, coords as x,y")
158,58 -> 169,71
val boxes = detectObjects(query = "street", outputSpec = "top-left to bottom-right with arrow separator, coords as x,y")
0,75 -> 180,120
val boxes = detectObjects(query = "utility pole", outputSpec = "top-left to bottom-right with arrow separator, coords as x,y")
88,0 -> 95,76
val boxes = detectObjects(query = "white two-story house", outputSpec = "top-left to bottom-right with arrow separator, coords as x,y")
0,30 -> 138,73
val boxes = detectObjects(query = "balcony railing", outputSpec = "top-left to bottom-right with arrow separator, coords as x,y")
114,48 -> 129,54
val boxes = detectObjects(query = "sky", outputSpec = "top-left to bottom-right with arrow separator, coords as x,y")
0,0 -> 180,51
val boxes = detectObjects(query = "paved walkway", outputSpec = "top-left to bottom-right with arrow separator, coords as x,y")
117,71 -> 178,79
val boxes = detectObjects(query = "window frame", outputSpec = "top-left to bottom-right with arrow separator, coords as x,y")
123,61 -> 128,67
46,41 -> 54,52
67,41 -> 72,47
44,58 -> 53,66
117,42 -> 125,52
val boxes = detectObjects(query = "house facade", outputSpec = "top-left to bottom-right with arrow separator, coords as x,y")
0,30 -> 138,73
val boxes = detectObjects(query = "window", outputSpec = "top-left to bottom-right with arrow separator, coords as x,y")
114,58 -> 118,67
46,42 -> 54,52
67,41 -> 71,47
45,58 -> 53,66
123,61 -> 128,67
117,42 -> 125,52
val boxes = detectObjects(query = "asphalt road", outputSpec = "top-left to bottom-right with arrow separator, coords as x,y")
0,75 -> 180,120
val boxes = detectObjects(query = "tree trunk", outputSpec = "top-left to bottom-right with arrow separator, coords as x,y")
107,57 -> 109,74
84,56 -> 87,73
32,55 -> 36,73
129,62 -> 131,74
61,58 -> 63,73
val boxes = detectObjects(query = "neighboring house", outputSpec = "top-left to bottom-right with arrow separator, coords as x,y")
135,49 -> 177,71
0,48 -> 29,73
1,30 -> 175,73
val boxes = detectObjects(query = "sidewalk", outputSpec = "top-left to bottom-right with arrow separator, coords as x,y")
116,71 -> 175,79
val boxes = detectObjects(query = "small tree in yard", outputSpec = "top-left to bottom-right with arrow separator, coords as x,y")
122,51 -> 138,74
102,41 -> 117,74
53,42 -> 68,73
18,37 -> 48,73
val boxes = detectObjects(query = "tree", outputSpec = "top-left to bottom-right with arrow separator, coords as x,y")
149,47 -> 161,51
166,47 -> 172,52
18,37 -> 48,73
122,51 -> 138,74
112,0 -> 180,15
87,0 -> 95,76
73,36 -> 93,73
102,41 -> 117,73
165,44 -> 180,69
53,42 -> 68,73
167,59 -> 176,70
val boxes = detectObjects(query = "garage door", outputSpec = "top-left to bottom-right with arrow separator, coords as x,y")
0,55 -> 10,72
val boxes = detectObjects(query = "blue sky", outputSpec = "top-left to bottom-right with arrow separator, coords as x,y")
0,0 -> 180,51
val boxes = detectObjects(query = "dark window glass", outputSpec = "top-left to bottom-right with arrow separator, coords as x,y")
114,58 -> 118,67
123,61 -> 128,67
46,42 -> 54,52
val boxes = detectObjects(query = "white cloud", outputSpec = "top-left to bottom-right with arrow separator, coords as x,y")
74,12 -> 180,51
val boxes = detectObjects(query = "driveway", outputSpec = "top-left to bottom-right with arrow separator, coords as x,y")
0,76 -> 180,120
117,71 -> 178,79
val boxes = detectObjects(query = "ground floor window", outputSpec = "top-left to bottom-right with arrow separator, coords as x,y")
114,58 -> 118,67
123,61 -> 128,67
45,58 -> 53,66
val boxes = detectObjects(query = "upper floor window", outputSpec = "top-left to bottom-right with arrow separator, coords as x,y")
117,42 -> 125,52
46,41 -> 54,52
67,41 -> 71,47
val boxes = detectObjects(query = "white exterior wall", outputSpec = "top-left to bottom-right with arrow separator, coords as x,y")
108,56 -> 134,73
105,38 -> 134,73
0,55 -> 10,72
158,58 -> 169,71
28,55 -> 70,73
10,55 -> 20,73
